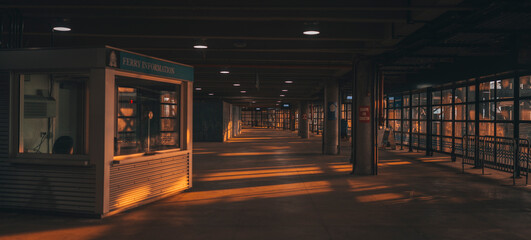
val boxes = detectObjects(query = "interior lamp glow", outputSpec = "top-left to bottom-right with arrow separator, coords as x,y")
233,83 -> 240,87
285,80 -> 293,84
195,87 -> 202,91
282,89 -> 288,92
220,70 -> 230,74
208,93 -> 214,96
240,90 -> 247,93
280,94 -> 285,97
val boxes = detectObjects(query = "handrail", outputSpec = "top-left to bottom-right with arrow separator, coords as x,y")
462,135 -> 530,186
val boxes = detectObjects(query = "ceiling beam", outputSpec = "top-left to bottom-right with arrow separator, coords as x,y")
21,32 -> 385,41
5,5 -> 479,11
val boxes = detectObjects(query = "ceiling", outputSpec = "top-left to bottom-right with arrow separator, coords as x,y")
2,0 -> 529,107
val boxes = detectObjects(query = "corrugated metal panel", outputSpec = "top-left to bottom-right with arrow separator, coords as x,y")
0,73 -> 8,159
0,165 -> 97,213
109,153 -> 190,211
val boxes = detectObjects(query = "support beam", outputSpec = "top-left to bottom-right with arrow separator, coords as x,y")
352,58 -> 378,175
324,79 -> 339,155
299,101 -> 310,139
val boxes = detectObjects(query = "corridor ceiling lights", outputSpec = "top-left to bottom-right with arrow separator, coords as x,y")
280,94 -> 285,97
282,89 -> 288,92
303,22 -> 320,36
220,70 -> 230,74
52,18 -> 71,31
233,83 -> 240,87
195,87 -> 202,91
193,39 -> 208,49
208,93 -> 214,96
277,100 -> 282,103
284,80 -> 293,84
240,90 -> 247,93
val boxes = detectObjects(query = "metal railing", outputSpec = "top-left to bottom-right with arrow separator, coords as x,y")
462,135 -> 529,185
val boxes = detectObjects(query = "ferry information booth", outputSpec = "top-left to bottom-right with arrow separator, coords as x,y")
0,47 -> 194,217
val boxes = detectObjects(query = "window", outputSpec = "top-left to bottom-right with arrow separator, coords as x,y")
19,73 -> 87,155
115,77 -> 181,156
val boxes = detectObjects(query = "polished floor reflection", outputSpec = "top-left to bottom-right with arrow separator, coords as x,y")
1,128 -> 531,240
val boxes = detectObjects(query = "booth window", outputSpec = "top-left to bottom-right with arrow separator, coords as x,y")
115,77 -> 181,156
19,73 -> 87,155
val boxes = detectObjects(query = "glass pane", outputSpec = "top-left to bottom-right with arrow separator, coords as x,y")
479,122 -> 494,136
404,95 -> 410,106
115,77 -> 181,156
432,137 -> 441,151
467,122 -> 475,136
496,123 -> 513,138
442,105 -> 452,120
432,106 -> 441,120
412,107 -> 419,120
388,97 -> 394,108
520,100 -> 531,121
420,92 -> 427,106
479,102 -> 495,120
412,94 -> 419,106
468,85 -> 476,102
479,81 -> 495,101
520,75 -> 531,97
395,96 -> 403,108
432,91 -> 441,105
455,104 -> 465,120
403,121 -> 410,133
442,121 -> 453,136
496,78 -> 513,99
442,89 -> 452,104
467,103 -> 476,120
419,107 -> 427,120
442,137 -> 452,153
21,73 -> 86,154
455,87 -> 466,103
394,120 -> 401,132
432,121 -> 441,136
412,121 -> 419,133
496,101 -> 513,121
419,121 -> 426,133
455,122 -> 465,137
520,123 -> 531,139
403,108 -> 410,120
403,133 -> 410,145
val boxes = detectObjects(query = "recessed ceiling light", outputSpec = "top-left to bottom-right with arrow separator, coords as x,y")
195,87 -> 202,91
233,83 -> 240,87
284,80 -> 293,84
193,44 -> 208,49
282,89 -> 288,92
240,90 -> 247,93
53,26 -> 71,32
280,94 -> 285,97
208,93 -> 214,96
303,30 -> 320,36
220,70 -> 230,74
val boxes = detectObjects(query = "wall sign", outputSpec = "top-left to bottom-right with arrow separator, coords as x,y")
359,106 -> 370,123
107,49 -> 194,81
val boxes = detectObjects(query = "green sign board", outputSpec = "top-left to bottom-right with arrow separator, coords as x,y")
107,49 -> 194,81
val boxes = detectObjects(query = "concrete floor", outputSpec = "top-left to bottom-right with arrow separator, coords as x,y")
1,128 -> 531,240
